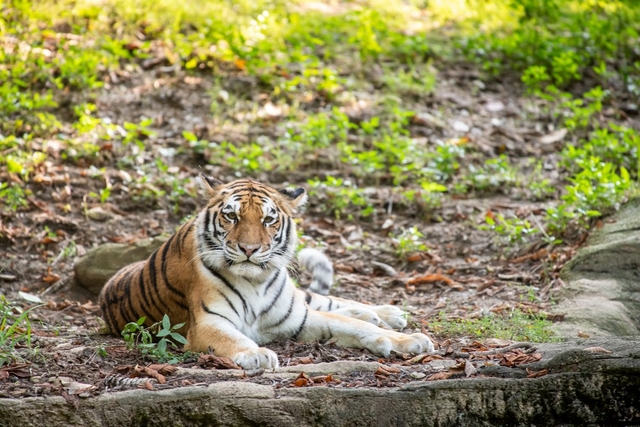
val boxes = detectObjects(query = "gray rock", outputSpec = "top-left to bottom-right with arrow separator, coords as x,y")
557,198 -> 640,338
1,337 -> 639,427
73,237 -> 167,295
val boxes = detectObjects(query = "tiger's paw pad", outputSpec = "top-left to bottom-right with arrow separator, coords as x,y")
233,347 -> 279,370
371,305 -> 408,330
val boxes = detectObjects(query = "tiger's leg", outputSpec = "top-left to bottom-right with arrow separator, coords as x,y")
298,289 -> 408,330
295,309 -> 434,356
187,300 -> 279,370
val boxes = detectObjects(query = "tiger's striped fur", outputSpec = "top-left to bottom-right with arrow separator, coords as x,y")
99,176 -> 434,369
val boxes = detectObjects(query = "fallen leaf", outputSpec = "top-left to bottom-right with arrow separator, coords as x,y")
464,360 -> 477,377
147,364 -> 179,375
539,128 -> 567,145
526,368 -> 549,378
0,364 -> 31,379
234,58 -> 246,70
500,350 -> 542,367
374,365 -> 401,377
18,291 -> 43,304
310,374 -> 334,384
64,381 -> 95,395
43,268 -> 60,284
406,253 -> 423,263
510,248 -> 549,264
403,354 -> 428,365
577,331 -> 591,339
197,354 -> 241,370
294,356 -> 314,365
407,274 -> 464,291
293,372 -> 311,387
133,365 -> 166,384
426,372 -> 453,381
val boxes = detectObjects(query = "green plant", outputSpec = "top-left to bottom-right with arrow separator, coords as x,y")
121,315 -> 189,364
88,187 -> 111,204
122,119 -> 157,149
392,226 -> 428,259
0,296 -> 39,367
381,62 -> 436,96
307,177 -> 375,220
465,155 -> 518,192
480,213 -> 540,245
0,182 -> 29,211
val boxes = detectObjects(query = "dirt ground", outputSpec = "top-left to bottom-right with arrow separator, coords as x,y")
0,63 -> 590,399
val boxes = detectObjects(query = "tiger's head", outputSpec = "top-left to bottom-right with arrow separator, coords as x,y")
196,175 -> 307,280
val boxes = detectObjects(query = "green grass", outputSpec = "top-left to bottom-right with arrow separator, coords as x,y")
0,296 -> 38,367
429,309 -> 558,343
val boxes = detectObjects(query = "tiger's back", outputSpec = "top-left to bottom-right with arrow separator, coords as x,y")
99,218 -> 197,335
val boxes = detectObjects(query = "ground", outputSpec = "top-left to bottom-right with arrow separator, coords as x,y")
1,0 -> 639,400
0,66 -> 575,398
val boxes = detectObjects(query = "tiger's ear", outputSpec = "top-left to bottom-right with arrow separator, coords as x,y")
198,174 -> 223,198
279,187 -> 307,211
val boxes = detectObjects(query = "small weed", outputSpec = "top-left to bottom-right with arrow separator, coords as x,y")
122,119 -> 157,149
88,187 -> 111,204
0,182 -> 29,212
465,155 -> 518,192
0,296 -> 39,367
392,227 -> 428,259
121,314 -> 190,364
307,177 -> 375,220
480,213 -> 540,245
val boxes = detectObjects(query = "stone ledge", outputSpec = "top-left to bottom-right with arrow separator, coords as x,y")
2,338 -> 639,427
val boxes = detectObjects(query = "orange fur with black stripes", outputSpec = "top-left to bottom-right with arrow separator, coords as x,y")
99,176 -> 434,369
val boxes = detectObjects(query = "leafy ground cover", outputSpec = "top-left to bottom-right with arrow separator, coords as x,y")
1,0 -> 639,396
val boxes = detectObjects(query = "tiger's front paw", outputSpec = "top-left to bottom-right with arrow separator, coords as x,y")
233,347 -> 279,370
371,305 -> 408,330
362,331 -> 434,357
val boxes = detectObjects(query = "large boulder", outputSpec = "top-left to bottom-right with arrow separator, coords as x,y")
73,237 -> 168,295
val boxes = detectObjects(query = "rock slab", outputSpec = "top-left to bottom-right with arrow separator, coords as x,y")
558,198 -> 640,337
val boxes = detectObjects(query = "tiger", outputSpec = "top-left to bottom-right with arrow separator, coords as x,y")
99,175 -> 434,370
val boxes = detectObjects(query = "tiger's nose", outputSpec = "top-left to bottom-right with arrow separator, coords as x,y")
238,244 -> 260,257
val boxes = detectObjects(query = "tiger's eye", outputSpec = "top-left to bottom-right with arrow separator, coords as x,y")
263,216 -> 276,225
226,212 -> 238,221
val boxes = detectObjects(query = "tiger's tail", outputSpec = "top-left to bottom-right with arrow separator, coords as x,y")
298,248 -> 333,296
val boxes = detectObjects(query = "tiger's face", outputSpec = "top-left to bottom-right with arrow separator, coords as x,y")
196,176 -> 307,279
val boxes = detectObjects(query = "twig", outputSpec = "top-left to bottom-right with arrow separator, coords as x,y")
50,240 -> 69,267
40,275 -> 73,296
371,261 -> 398,277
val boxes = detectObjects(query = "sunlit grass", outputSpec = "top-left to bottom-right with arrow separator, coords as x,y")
429,309 -> 559,343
